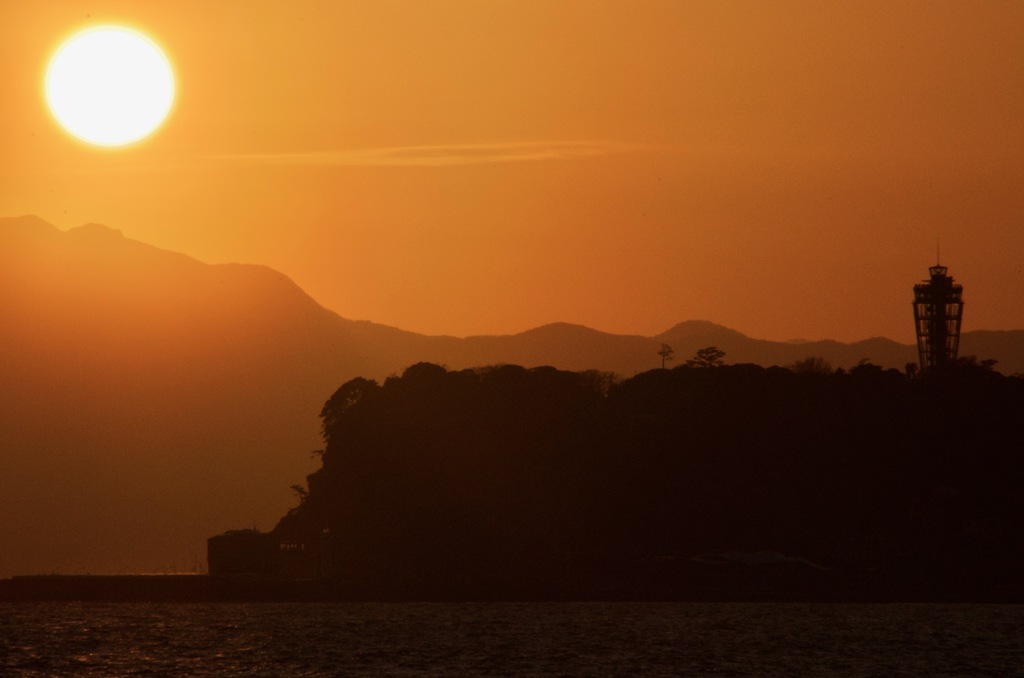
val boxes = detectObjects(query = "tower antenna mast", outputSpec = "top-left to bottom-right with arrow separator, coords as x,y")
912,260 -> 963,371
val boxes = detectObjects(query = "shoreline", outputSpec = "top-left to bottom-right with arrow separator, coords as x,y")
2,572 -> 1021,604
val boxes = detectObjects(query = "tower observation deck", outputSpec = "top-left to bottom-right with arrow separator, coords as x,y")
913,264 -> 964,370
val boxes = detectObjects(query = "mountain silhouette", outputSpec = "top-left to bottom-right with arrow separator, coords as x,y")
1,215 -> 1021,578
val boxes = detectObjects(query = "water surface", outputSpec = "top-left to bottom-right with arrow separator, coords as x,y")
2,602 -> 1021,676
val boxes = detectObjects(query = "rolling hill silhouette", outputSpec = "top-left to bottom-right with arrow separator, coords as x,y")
1,215 -> 1021,578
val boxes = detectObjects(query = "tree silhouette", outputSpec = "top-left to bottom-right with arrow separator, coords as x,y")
657,343 -> 674,369
319,376 -> 380,446
788,356 -> 833,375
286,484 -> 309,517
685,346 -> 726,368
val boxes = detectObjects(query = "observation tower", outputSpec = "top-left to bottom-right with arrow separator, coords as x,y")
912,263 -> 964,370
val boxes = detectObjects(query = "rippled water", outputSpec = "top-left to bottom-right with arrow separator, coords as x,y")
2,602 -> 1022,676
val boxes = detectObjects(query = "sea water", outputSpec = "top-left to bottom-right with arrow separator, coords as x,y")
2,602 -> 1022,676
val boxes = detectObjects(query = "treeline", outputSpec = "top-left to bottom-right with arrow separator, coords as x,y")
273,359 -> 1024,598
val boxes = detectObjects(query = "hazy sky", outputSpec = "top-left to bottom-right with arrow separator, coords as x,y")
3,0 -> 1023,343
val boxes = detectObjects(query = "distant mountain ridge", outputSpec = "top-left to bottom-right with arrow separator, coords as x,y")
1,215 -> 1021,578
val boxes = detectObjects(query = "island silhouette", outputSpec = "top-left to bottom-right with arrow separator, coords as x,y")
237,358 -> 1020,601
2,216 -> 1023,601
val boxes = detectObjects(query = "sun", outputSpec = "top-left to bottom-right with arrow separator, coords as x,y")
45,26 -> 175,147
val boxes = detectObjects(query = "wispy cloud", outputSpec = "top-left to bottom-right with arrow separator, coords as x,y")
214,140 -> 645,167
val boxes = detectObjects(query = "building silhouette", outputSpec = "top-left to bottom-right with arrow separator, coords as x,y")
913,264 -> 964,370
207,528 -> 330,579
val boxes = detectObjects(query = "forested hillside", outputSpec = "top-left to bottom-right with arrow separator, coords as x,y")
275,360 -> 1024,600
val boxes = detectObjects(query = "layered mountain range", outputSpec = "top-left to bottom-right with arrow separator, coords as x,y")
1,215 -> 1020,578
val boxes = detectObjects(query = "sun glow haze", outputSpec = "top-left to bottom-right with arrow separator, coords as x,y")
45,26 -> 175,147
3,1 -> 1023,344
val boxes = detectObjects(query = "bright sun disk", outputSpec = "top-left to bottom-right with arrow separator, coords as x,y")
45,26 -> 175,147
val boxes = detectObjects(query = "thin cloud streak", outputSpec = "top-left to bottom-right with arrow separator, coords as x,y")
216,141 -> 647,167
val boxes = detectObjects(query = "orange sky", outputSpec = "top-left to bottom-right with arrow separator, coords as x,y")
3,0 -> 1024,343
